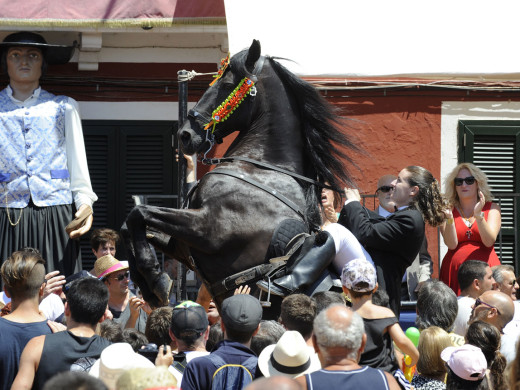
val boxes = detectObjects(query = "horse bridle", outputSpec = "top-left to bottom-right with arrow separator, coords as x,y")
189,55 -> 266,159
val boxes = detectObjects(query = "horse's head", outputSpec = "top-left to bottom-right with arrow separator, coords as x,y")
178,40 -> 264,155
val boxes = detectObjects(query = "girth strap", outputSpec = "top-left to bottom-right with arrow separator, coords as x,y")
209,261 -> 284,298
206,169 -> 305,219
202,156 -> 337,191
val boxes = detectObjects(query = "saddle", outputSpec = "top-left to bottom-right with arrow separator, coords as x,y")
208,218 -> 339,303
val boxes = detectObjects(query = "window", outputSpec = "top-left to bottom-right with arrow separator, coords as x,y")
80,120 -> 177,269
458,120 -> 520,267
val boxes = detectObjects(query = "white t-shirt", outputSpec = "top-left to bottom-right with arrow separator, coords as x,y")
453,295 -> 474,336
323,223 -> 373,275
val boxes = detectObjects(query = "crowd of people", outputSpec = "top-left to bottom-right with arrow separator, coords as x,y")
0,29 -> 518,390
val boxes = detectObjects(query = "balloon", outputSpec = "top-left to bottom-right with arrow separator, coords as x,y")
405,326 -> 420,347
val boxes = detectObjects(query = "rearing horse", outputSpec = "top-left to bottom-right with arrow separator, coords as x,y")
122,40 -> 356,309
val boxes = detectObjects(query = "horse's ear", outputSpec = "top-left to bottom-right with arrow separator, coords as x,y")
245,39 -> 261,73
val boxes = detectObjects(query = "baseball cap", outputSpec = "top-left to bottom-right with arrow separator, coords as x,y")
221,294 -> 262,332
341,259 -> 377,292
441,344 -> 487,381
170,301 -> 209,339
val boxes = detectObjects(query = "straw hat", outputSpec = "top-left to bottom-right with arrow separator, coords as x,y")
94,255 -> 128,280
258,331 -> 321,378
89,343 -> 154,390
116,367 -> 177,390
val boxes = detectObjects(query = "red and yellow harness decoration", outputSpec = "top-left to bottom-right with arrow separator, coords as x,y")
204,77 -> 255,132
209,53 -> 230,86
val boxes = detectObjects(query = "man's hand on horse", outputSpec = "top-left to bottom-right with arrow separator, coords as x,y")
234,285 -> 251,295
344,187 -> 361,202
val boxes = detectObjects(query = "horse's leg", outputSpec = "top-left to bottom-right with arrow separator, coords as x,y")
120,222 -> 164,308
124,204 -> 213,306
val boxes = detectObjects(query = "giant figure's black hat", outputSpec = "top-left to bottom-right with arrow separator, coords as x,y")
0,32 -> 76,64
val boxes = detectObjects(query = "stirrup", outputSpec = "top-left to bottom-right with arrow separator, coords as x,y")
258,276 -> 273,307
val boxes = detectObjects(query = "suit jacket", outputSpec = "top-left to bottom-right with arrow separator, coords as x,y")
338,201 -> 425,315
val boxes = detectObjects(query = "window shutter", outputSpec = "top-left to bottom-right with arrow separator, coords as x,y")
459,121 -> 520,268
79,121 -> 176,271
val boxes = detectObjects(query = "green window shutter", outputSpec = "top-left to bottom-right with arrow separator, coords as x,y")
458,120 -> 520,269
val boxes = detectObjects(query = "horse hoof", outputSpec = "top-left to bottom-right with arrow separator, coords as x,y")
153,273 -> 173,306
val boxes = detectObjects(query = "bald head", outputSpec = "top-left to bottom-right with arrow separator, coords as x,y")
313,305 -> 365,363
376,174 -> 396,213
245,376 -> 302,390
473,290 -> 514,331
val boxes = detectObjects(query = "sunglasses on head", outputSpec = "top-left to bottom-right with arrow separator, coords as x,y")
376,185 -> 394,193
475,297 -> 501,315
454,176 -> 476,186
111,271 -> 130,281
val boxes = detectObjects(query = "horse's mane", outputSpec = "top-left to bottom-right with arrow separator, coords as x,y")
230,51 -> 357,194
268,57 -> 358,193
230,49 -> 359,231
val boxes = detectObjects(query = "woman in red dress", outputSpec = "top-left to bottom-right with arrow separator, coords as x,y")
440,163 -> 501,295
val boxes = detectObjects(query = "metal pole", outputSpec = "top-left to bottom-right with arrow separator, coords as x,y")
177,70 -> 189,302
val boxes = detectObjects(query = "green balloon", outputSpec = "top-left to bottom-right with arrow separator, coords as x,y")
405,326 -> 420,347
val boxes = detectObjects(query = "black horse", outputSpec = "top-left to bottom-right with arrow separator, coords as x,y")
122,40 -> 356,310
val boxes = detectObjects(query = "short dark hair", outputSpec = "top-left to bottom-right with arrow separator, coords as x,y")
121,328 -> 148,352
416,279 -> 458,332
66,278 -> 109,326
224,325 -> 257,344
145,306 -> 173,346
90,228 -> 120,251
458,260 -> 489,291
1,249 -> 46,301
98,320 -> 123,343
311,291 -> 346,314
280,294 -> 316,340
42,371 -> 107,390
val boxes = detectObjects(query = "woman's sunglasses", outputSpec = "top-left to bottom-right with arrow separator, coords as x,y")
454,176 -> 476,186
376,185 -> 394,193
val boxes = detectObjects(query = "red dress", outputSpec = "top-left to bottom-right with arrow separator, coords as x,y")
439,202 -> 500,295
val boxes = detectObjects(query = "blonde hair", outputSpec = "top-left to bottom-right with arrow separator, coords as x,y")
444,163 -> 494,208
416,326 -> 452,377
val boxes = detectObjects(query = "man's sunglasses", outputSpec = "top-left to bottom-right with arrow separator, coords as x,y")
454,176 -> 476,186
376,185 -> 394,193
111,271 -> 130,281
475,297 -> 501,315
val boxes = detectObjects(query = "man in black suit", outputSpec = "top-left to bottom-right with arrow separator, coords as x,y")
339,166 -> 445,316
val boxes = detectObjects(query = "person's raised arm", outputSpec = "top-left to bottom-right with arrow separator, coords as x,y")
474,192 -> 501,247
440,208 -> 458,250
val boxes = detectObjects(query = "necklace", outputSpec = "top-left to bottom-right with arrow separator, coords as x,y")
458,207 -> 473,239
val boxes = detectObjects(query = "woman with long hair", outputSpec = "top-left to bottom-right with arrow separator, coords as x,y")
340,166 -> 447,316
440,163 -> 501,294
465,320 -> 507,390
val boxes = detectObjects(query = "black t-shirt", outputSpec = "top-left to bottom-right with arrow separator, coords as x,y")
33,331 -> 111,390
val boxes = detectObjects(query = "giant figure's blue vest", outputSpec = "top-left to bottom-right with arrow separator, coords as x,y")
0,88 -> 73,208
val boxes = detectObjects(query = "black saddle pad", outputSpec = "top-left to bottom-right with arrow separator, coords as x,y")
266,218 -> 308,260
